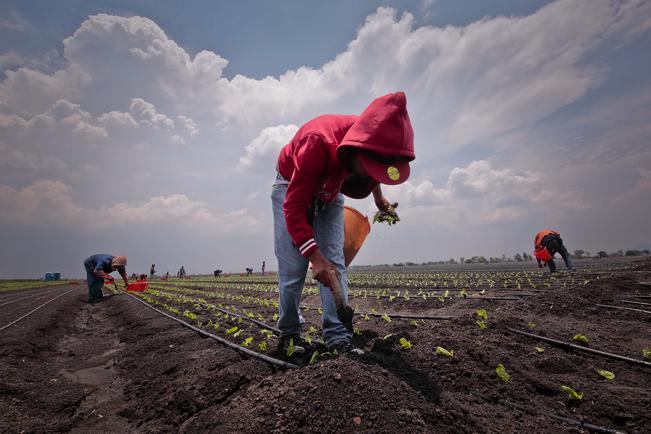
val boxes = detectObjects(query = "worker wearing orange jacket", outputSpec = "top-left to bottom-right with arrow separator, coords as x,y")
534,230 -> 575,273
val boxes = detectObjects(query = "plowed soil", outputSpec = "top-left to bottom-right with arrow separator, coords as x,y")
1,259 -> 650,433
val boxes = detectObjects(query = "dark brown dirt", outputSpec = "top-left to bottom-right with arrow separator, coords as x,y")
1,260 -> 650,433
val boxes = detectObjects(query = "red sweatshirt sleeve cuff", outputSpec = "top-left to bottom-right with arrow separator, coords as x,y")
298,238 -> 319,257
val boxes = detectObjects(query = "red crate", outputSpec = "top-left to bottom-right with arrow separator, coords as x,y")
127,281 -> 149,292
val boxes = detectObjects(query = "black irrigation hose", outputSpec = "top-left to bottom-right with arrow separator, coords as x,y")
153,288 -> 281,333
0,288 -> 64,308
621,300 -> 651,307
0,286 -> 80,333
502,398 -> 626,434
124,292 -> 298,369
506,327 -> 651,368
299,305 -> 453,321
595,304 -> 651,315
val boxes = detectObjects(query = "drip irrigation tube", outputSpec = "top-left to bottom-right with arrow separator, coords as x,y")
595,304 -> 651,315
506,327 -> 651,368
153,288 -> 280,333
0,288 -> 64,308
469,390 -> 626,434
124,292 -> 297,369
0,286 -> 80,333
621,300 -> 651,307
303,305 -> 453,321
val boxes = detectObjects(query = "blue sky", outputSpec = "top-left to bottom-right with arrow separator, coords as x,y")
0,0 -> 650,277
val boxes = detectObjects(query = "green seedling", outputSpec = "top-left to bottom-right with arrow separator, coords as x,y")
363,313 -> 370,321
596,369 -> 615,380
572,334 -> 589,344
287,337 -> 296,357
260,329 -> 273,339
642,348 -> 651,358
527,322 -> 536,329
272,313 -> 279,321
398,337 -> 412,350
258,341 -> 267,351
309,351 -> 320,365
305,335 -> 313,345
476,309 -> 488,320
353,327 -> 361,336
372,203 -> 400,225
226,326 -> 238,335
435,346 -> 454,358
409,320 -> 421,328
560,385 -> 583,400
535,346 -> 545,353
233,329 -> 243,338
242,336 -> 254,347
475,320 -> 487,330
495,364 -> 510,382
381,313 -> 392,322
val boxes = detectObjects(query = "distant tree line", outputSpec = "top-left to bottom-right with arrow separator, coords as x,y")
379,249 -> 649,268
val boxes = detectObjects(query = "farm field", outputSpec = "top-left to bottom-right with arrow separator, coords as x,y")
1,258 -> 650,433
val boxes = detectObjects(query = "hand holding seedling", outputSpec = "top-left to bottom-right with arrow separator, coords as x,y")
373,202 -> 400,225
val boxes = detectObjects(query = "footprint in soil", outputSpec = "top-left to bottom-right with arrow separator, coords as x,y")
359,332 -> 441,403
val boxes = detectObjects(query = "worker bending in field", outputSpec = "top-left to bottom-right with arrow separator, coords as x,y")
273,92 -> 415,355
83,254 -> 129,304
534,229 -> 575,273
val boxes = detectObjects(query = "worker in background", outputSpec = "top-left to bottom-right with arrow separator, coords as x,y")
177,266 -> 186,279
273,92 -> 415,356
83,254 -> 128,304
261,260 -> 266,276
149,264 -> 156,279
214,269 -> 222,278
534,229 -> 575,273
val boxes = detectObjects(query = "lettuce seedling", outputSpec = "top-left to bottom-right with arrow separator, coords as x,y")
475,320 -> 487,330
596,369 -> 615,380
353,327 -> 361,336
458,288 -> 468,298
435,346 -> 454,358
495,364 -> 510,382
242,336 -> 254,347
560,385 -> 583,400
398,337 -> 412,350
409,320 -> 421,327
287,337 -> 296,357
226,326 -> 238,335
363,313 -> 370,321
572,334 -> 589,344
309,351 -> 320,365
476,309 -> 488,320
381,313 -> 392,322
527,322 -> 536,329
642,348 -> 651,358
535,346 -> 545,353
258,341 -> 267,351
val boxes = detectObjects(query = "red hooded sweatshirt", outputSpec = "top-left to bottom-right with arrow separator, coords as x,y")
276,92 -> 414,257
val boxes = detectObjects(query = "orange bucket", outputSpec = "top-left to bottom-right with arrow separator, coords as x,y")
343,205 -> 371,267
127,281 -> 149,292
534,246 -> 552,262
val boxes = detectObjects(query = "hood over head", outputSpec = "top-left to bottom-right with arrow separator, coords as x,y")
338,92 -> 415,198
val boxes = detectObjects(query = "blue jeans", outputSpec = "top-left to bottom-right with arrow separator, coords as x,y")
84,260 -> 104,301
272,178 -> 351,347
